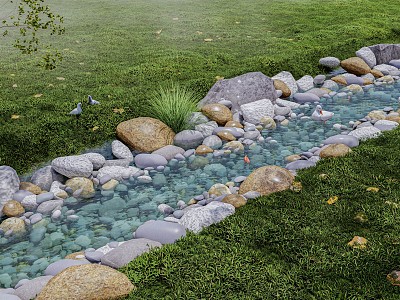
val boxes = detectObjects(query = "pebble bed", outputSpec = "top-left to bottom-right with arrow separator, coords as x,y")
1,44 -> 400,296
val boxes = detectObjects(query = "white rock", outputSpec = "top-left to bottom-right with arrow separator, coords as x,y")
51,155 -> 93,178
111,140 -> 133,161
80,153 -> 106,170
348,126 -> 382,141
240,99 -> 274,124
97,166 -> 140,182
356,47 -> 377,68
275,98 -> 301,109
296,75 -> 314,92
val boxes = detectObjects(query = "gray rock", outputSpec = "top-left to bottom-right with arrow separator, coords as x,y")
0,166 -> 20,216
361,73 -> 375,82
345,76 -> 364,86
111,140 -> 133,161
134,154 -> 168,169
322,134 -> 359,147
348,126 -> 382,141
243,131 -> 260,140
14,275 -> 53,300
103,159 -> 131,168
368,44 -> 400,65
173,210 -> 184,219
272,71 -> 298,95
135,220 -> 186,244
373,64 -> 398,75
389,59 -> 400,68
203,135 -> 223,150
98,174 -> 112,185
51,155 -> 93,178
30,165 -> 65,191
242,191 -> 261,199
275,98 -> 301,109
195,121 -> 219,137
97,166 -> 140,181
178,201 -> 235,234
84,250 -> 104,263
198,72 -> 277,113
0,294 -> 21,300
36,192 -> 54,204
101,238 -> 162,269
80,153 -> 106,170
21,195 -> 38,210
36,200 -> 63,215
313,74 -> 326,85
285,160 -> 316,170
374,120 -> 399,131
158,203 -> 174,215
218,99 -> 233,108
275,90 -> 283,98
293,93 -> 320,104
240,99 -> 274,124
173,130 -> 204,150
152,145 -> 185,160
12,190 -> 34,203
296,75 -> 314,92
187,112 -> 210,128
319,57 -> 340,68
356,46 -> 377,68
274,105 -> 291,116
43,259 -> 90,276
234,176 -> 247,183
321,80 -> 339,91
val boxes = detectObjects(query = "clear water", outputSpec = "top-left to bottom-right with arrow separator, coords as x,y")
0,79 -> 400,288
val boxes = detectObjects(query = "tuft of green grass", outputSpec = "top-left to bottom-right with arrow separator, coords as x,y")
144,82 -> 199,133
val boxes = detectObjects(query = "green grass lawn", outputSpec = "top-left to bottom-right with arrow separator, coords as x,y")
120,128 -> 400,299
1,0 -> 400,176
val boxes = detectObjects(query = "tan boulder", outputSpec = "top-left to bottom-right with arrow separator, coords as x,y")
217,131 -> 236,141
284,154 -> 301,163
273,79 -> 291,98
19,182 -> 42,194
195,145 -> 214,155
319,143 -> 352,158
222,141 -> 244,152
36,264 -> 135,300
116,117 -> 175,152
386,115 -> 400,123
239,165 -> 295,196
102,179 -> 119,190
260,116 -> 276,130
208,183 -> 231,197
340,57 -> 371,75
225,121 -> 243,128
65,177 -> 95,199
222,194 -> 247,208
65,251 -> 86,260
201,103 -> 233,126
2,200 -> 25,217
363,78 -> 373,85
331,76 -> 347,85
370,69 -> 384,78
0,217 -> 26,236
367,110 -> 386,120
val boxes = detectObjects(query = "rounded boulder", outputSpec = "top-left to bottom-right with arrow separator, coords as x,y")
135,220 -> 186,244
201,103 -> 233,126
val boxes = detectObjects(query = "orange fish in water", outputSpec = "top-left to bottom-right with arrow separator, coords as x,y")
244,155 -> 250,164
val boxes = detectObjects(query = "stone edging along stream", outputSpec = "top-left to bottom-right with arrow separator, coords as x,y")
1,43 -> 400,299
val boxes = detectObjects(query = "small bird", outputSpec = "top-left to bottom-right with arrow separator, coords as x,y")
69,102 -> 82,119
88,95 -> 100,105
311,105 -> 334,124
244,155 -> 250,164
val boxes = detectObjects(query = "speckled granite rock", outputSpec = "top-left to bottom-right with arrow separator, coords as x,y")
51,156 -> 93,178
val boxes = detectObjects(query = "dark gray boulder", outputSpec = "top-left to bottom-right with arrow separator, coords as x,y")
30,165 -> 66,191
198,72 -> 278,113
368,44 -> 400,65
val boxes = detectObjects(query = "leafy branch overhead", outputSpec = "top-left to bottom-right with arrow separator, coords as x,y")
1,0 -> 65,69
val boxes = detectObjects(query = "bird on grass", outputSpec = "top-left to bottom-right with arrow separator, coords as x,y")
88,95 -> 100,105
69,102 -> 82,123
312,105 -> 334,124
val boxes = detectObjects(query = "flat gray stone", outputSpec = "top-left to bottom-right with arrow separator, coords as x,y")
285,160 -> 316,170
134,154 -> 168,169
173,130 -> 204,150
14,275 -> 53,300
51,155 -> 93,178
84,250 -> 104,262
103,159 -> 131,168
293,92 -> 320,104
99,174 -> 112,185
80,153 -> 106,170
21,195 -> 38,210
12,190 -> 34,203
319,57 -> 340,68
0,294 -> 21,300
374,119 -> 399,131
321,80 -> 339,91
322,134 -> 359,147
101,238 -> 162,269
240,99 -> 274,124
274,105 -> 291,116
36,200 -> 63,215
198,72 -> 277,113
348,127 -> 382,141
43,259 -> 90,276
373,64 -> 399,75
203,135 -> 222,150
135,220 -> 186,244
296,75 -> 314,92
389,59 -> 400,68
97,166 -> 140,181
36,192 -> 54,204
345,76 -> 364,86
178,201 -> 235,234
195,121 -> 219,137
152,145 -> 185,160
272,71 -> 298,95
0,166 -> 20,216
313,74 -> 326,85
275,98 -> 301,109
356,46 -> 377,68
111,140 -> 133,161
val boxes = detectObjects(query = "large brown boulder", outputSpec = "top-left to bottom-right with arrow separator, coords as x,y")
239,166 -> 295,196
36,264 -> 135,300
340,57 -> 371,76
116,117 -> 175,152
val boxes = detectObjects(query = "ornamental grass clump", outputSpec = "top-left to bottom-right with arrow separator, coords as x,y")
145,82 -> 200,133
